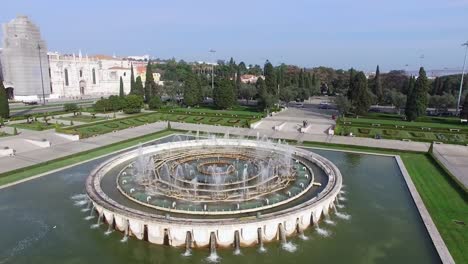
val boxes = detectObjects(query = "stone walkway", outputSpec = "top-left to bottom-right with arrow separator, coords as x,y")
432,144 -> 468,189
0,120 -> 431,174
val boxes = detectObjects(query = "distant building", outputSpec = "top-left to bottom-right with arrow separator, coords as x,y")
1,15 -> 51,101
1,15 -> 160,101
125,55 -> 150,61
240,74 -> 263,84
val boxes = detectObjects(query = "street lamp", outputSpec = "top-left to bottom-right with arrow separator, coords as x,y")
209,49 -> 216,92
37,43 -> 46,105
456,41 -> 468,115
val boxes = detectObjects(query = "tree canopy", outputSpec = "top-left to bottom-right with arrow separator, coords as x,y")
0,81 -> 9,118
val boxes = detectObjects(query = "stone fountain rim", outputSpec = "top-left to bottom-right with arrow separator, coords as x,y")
86,138 -> 342,225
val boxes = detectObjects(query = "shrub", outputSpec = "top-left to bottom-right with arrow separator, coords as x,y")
64,103 -> 79,114
383,129 -> 399,136
94,98 -> 111,112
123,95 -> 144,114
148,97 -> 163,110
410,132 -> 426,138
358,128 -> 371,134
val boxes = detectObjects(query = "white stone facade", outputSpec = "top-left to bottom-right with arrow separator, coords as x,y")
48,52 -> 133,98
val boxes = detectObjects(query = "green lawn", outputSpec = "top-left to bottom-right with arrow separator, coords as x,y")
164,105 -> 263,117
337,115 -> 468,144
57,111 -> 256,138
58,114 -> 106,123
10,121 -> 60,131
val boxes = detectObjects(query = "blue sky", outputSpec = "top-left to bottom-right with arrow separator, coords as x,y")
1,0 -> 468,71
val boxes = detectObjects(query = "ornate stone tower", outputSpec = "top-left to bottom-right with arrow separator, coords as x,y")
1,15 -> 51,100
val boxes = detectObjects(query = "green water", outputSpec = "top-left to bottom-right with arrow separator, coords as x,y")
0,136 -> 440,263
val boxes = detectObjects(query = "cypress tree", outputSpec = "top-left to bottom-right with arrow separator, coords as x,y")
374,65 -> 383,103
213,79 -> 235,109
414,67 -> 429,116
235,68 -> 242,98
405,77 -> 418,121
460,94 -> 468,119
298,69 -> 305,88
129,64 -> 136,94
135,76 -> 144,97
0,81 -> 9,118
183,73 -> 202,107
352,72 -> 371,115
264,61 -> 277,96
144,61 -> 155,102
256,77 -> 266,96
119,76 -> 124,97
347,68 -> 357,102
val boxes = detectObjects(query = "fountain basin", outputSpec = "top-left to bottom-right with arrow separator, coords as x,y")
86,139 -> 342,248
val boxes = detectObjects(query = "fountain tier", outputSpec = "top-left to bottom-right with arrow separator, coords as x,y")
86,138 -> 342,248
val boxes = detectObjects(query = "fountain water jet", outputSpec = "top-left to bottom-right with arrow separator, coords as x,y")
206,232 -> 220,263
279,223 -> 297,252
182,231 -> 192,257
234,230 -> 241,255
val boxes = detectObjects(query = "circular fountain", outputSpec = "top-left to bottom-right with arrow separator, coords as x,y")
86,137 -> 342,250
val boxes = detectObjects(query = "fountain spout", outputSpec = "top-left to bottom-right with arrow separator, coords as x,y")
234,230 -> 241,255
183,231 -> 192,256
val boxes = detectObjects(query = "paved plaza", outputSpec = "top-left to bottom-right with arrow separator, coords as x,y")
432,144 -> 468,189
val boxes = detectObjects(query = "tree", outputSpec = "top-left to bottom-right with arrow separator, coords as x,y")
134,76 -> 144,96
148,96 -> 163,110
129,64 -> 136,94
405,77 -> 418,121
238,61 -> 247,74
144,61 -> 155,102
64,103 -> 79,116
373,65 -> 383,103
235,68 -> 242,97
123,95 -> 144,114
414,67 -> 429,116
390,90 -> 406,115
108,95 -> 125,111
429,93 -> 456,113
183,74 -> 202,107
460,94 -> 468,119
346,68 -> 357,102
0,81 -> 9,118
279,86 -> 297,105
352,72 -> 371,115
239,84 -> 257,104
264,61 -> 277,96
119,76 -> 125,97
213,79 -> 235,109
334,95 -> 350,117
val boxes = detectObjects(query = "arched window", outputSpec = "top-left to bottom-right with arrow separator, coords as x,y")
92,68 -> 96,84
64,69 -> 69,86
79,69 -> 83,77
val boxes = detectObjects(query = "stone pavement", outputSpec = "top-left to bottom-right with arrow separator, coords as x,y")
0,122 -> 167,174
0,120 -> 431,174
432,144 -> 468,189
